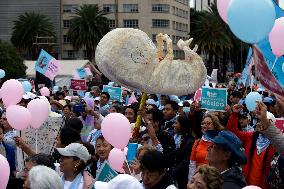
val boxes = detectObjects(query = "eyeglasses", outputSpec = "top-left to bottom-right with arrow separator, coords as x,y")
1,117 -> 7,120
201,121 -> 212,126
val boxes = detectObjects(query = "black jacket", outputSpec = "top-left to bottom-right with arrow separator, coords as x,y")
222,166 -> 246,189
169,135 -> 194,189
146,173 -> 176,189
156,129 -> 176,168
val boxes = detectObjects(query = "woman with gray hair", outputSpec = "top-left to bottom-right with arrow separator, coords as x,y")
25,165 -> 63,189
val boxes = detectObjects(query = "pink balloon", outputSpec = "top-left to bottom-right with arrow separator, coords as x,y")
0,89 -> 2,99
217,0 -> 231,23
242,186 -> 261,189
0,154 -> 10,189
101,113 -> 131,149
40,87 -> 50,96
27,99 -> 49,129
6,105 -> 32,130
108,148 -> 126,172
269,17 -> 284,57
1,79 -> 24,107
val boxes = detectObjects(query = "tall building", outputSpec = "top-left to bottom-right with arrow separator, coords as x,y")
0,0 -> 61,57
61,0 -> 190,59
193,0 -> 215,11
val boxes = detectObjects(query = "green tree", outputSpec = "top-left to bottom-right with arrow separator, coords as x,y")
68,4 -> 110,61
11,12 -> 56,60
0,41 -> 26,79
190,3 -> 248,81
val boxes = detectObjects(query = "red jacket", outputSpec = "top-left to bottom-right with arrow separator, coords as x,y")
226,113 -> 275,189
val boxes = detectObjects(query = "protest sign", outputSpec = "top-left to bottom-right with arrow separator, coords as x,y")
102,85 -> 122,101
17,117 -> 64,171
275,118 -> 284,133
77,68 -> 87,79
35,49 -> 60,80
201,87 -> 227,111
253,46 -> 284,96
126,143 -> 138,164
70,79 -> 87,91
194,88 -> 202,102
96,162 -> 118,182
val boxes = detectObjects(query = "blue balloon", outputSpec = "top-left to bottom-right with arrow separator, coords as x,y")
0,69 -> 5,79
245,92 -> 262,111
22,81 -> 32,93
228,0 -> 276,44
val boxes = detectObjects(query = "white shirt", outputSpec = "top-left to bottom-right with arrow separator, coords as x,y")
63,178 -> 83,189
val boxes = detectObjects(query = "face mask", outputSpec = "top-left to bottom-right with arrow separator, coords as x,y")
183,107 -> 190,113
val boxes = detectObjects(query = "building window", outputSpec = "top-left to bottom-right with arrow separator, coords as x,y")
152,34 -> 157,42
152,4 -> 170,13
103,4 -> 117,13
123,4 -> 138,12
63,20 -> 71,28
173,21 -> 188,32
175,0 -> 189,5
108,20 -> 116,28
152,19 -> 169,28
63,4 -> 78,13
63,50 -> 75,59
63,35 -> 71,43
123,19 -> 139,28
174,50 -> 185,59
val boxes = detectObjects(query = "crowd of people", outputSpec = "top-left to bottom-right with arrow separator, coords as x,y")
0,75 -> 284,189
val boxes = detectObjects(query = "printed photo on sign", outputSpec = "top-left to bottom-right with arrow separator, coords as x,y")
102,85 -> 122,102
201,87 -> 227,111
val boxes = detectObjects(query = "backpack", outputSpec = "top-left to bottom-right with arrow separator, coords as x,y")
267,153 -> 284,189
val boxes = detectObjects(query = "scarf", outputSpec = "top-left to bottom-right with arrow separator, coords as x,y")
204,130 -> 219,141
62,173 -> 83,189
256,134 -> 270,155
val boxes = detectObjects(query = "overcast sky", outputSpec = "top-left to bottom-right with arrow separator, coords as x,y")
280,0 -> 284,9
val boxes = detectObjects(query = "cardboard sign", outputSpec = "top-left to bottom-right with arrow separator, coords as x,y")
201,87 -> 227,111
70,79 -> 87,91
126,143 -> 138,164
96,162 -> 118,182
35,49 -> 60,80
17,117 -> 64,171
102,85 -> 122,102
275,118 -> 284,133
253,46 -> 284,96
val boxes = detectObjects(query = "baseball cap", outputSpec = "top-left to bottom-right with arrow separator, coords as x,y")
56,143 -> 91,163
94,174 -> 143,189
211,131 -> 247,165
263,97 -> 275,106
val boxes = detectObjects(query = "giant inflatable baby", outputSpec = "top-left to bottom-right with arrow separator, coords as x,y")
95,28 -> 207,96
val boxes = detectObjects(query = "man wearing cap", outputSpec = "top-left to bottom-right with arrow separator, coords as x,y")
206,131 -> 247,189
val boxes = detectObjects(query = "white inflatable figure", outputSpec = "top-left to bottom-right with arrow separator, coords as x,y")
95,28 -> 207,95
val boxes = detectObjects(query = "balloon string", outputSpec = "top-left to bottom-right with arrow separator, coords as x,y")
271,57 -> 278,72
35,129 -> 38,154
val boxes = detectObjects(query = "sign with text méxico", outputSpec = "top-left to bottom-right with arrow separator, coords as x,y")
201,87 -> 227,111
275,118 -> 284,133
96,162 -> 118,182
70,79 -> 87,91
102,85 -> 122,102
35,49 -> 60,80
253,46 -> 284,96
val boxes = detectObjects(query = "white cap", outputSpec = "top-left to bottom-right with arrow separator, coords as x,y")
23,92 -> 37,100
56,143 -> 91,163
267,111 -> 276,124
94,174 -> 143,189
94,97 -> 100,101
